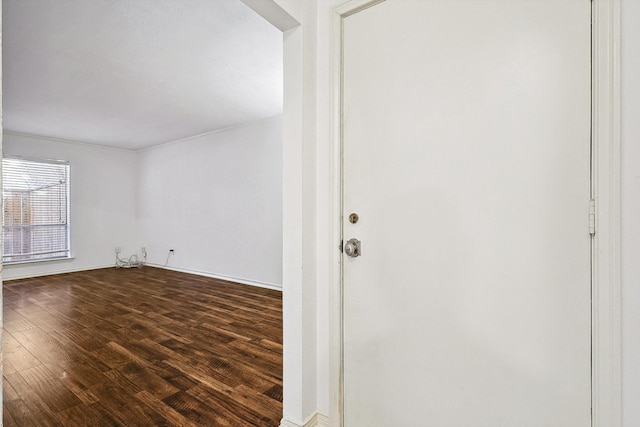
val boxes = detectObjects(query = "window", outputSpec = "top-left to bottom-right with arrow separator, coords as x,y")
2,157 -> 70,263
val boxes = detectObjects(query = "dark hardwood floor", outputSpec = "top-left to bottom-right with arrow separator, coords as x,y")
2,267 -> 283,426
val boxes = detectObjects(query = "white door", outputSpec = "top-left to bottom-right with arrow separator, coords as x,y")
342,1 -> 592,426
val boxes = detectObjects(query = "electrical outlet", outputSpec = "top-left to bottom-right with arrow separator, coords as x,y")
115,247 -> 122,254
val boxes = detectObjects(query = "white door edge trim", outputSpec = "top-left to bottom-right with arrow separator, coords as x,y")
591,0 -> 622,426
328,0 -> 622,426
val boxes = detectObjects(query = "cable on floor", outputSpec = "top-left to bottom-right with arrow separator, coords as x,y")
115,250 -> 146,268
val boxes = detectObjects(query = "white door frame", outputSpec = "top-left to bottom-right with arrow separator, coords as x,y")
591,1 -> 622,425
329,0 -> 621,426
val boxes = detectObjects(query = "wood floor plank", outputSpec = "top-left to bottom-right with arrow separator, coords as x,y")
4,371 -> 65,427
50,326 -> 110,352
3,266 -> 283,426
230,384 -> 283,421
55,403 -> 119,427
3,331 -> 41,372
134,390 -> 200,427
3,400 -> 39,427
18,364 -> 83,413
88,381 -> 167,426
162,390 -> 233,427
186,384 -> 277,427
3,315 -> 36,334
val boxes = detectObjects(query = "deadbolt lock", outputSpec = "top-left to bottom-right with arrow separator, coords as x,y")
344,238 -> 361,258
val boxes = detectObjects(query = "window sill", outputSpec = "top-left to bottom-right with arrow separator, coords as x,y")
3,257 -> 75,267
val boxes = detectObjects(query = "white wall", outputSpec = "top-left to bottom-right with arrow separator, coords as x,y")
137,116 -> 283,289
621,1 -> 640,425
270,1 -> 322,425
2,132 -> 138,280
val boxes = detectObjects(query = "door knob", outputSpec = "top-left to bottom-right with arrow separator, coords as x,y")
344,238 -> 361,258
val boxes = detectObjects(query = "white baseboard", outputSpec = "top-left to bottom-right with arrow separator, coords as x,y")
146,263 -> 282,291
280,412 -> 330,427
1,263 -> 113,281
1,262 -> 284,293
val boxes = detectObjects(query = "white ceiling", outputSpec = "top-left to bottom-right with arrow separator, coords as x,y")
2,0 -> 283,151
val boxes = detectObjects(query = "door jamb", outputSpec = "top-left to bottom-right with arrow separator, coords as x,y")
329,1 -> 622,426
591,1 -> 622,426
329,2 -> 386,425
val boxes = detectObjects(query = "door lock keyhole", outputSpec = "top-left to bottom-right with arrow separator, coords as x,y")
349,213 -> 359,224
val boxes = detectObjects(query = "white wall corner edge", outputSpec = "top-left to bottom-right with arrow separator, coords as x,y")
280,412 -> 330,427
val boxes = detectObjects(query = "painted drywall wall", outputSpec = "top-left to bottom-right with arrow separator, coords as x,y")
268,1 -> 323,425
2,133 -> 138,280
137,116 -> 283,289
621,1 -> 640,425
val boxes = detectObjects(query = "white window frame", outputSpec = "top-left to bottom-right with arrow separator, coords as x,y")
2,156 -> 71,264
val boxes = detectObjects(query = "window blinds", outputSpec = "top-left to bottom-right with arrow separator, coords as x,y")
2,157 -> 70,263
